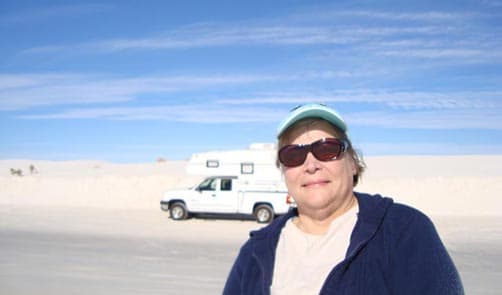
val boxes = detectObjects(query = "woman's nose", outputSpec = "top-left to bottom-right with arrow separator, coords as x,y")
303,152 -> 321,173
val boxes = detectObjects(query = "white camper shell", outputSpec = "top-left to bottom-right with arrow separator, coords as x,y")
186,143 -> 285,191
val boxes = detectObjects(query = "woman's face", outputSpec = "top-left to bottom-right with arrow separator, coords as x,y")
282,121 -> 356,217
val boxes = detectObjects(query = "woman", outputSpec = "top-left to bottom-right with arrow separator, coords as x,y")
223,103 -> 464,294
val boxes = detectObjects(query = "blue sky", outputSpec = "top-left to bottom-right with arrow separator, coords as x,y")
1,0 -> 501,162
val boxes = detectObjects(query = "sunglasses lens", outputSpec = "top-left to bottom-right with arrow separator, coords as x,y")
279,145 -> 307,167
313,139 -> 343,161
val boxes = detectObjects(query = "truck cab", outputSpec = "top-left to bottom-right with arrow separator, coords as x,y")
160,176 -> 291,223
189,176 -> 238,213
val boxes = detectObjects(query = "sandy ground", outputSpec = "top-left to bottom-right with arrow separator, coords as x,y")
1,207 -> 501,294
0,207 -> 260,295
1,156 -> 502,294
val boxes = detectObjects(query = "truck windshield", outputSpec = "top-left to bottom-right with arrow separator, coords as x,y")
198,178 -> 217,191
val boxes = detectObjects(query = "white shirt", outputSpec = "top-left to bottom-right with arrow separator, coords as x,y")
271,204 -> 359,295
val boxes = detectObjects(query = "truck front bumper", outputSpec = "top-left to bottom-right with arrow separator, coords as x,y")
160,200 -> 170,211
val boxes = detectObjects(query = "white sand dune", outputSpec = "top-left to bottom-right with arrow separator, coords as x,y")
1,155 -> 501,216
357,155 -> 502,216
0,160 -> 201,210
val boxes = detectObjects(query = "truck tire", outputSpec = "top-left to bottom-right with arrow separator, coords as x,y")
254,204 -> 274,224
169,202 -> 188,220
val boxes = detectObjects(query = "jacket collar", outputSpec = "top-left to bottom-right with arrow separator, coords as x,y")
347,192 -> 393,257
248,192 -> 394,261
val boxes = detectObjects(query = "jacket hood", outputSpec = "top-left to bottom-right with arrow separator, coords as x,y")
243,192 -> 394,294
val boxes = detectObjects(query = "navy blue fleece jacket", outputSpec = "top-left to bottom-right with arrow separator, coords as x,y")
223,192 -> 464,294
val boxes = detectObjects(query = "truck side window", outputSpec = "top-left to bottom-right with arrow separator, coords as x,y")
221,179 -> 232,191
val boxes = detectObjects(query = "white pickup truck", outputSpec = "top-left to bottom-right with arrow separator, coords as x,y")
160,176 -> 292,223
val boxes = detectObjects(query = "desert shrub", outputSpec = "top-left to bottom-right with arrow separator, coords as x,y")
29,164 -> 38,174
10,168 -> 23,177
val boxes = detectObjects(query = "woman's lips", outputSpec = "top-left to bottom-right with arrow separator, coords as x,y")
302,180 -> 330,187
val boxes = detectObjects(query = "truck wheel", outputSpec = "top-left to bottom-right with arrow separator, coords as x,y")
254,205 -> 274,224
169,202 -> 188,220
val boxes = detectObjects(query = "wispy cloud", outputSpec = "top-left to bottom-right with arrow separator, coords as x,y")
0,74 -> 135,111
0,73 -> 282,111
4,72 -> 500,112
332,10 -> 475,22
216,90 -> 502,110
23,25 -> 358,54
481,0 -> 502,8
3,6 -> 502,131
360,142 -> 502,156
2,70 -> 501,130
1,3 -> 112,25
20,8 -> 487,61
346,108 -> 502,130
17,104 -> 282,123
16,100 -> 502,130
88,24 -> 456,51
9,84 -> 502,130
0,69 -> 389,111
37,25 -> 449,53
287,8 -> 474,23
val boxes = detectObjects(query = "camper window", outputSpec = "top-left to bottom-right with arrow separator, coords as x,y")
206,160 -> 219,168
241,162 -> 254,174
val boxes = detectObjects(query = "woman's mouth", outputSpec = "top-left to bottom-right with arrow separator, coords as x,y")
302,180 -> 330,187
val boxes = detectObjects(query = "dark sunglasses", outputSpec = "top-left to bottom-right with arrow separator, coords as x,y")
278,138 -> 348,167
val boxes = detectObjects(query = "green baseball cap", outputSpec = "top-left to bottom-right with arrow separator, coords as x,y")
276,103 -> 347,138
